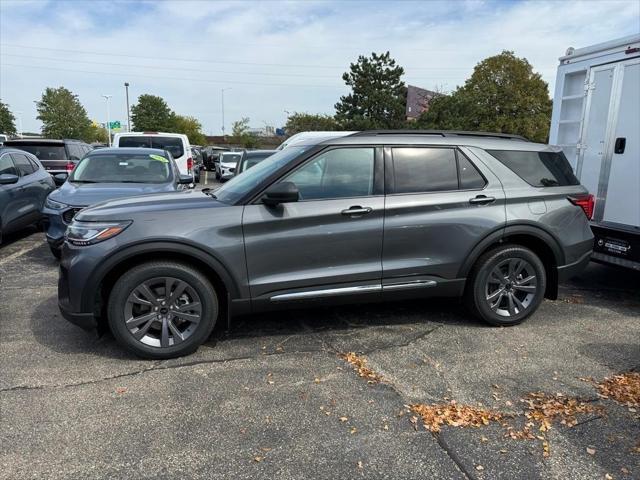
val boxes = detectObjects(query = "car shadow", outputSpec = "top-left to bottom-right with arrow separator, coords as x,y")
0,225 -> 41,249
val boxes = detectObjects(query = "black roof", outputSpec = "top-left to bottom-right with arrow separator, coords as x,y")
3,138 -> 87,145
349,130 -> 530,142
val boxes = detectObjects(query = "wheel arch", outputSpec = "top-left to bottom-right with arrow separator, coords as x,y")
459,224 -> 564,300
86,241 -> 241,328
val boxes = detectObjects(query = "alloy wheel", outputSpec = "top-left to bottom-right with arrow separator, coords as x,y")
484,258 -> 537,317
124,276 -> 202,348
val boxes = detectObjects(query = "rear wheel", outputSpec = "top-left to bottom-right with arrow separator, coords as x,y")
465,245 -> 546,326
108,261 -> 218,359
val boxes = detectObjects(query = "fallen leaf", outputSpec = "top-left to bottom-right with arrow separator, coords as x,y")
350,426 -> 357,434
115,387 -> 127,394
605,474 -> 613,480
476,465 -> 484,471
338,352 -> 383,384
357,461 -> 363,469
586,447 -> 596,455
254,456 -> 264,463
339,416 -> 348,422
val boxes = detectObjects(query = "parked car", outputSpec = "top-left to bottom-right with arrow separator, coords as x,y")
0,147 -> 55,244
216,151 -> 243,180
58,130 -> 594,359
112,132 -> 195,181
3,139 -> 92,175
202,146 -> 228,171
191,146 -> 203,183
0,134 -> 9,146
42,148 -> 193,258
549,34 -> 640,270
236,150 -> 277,175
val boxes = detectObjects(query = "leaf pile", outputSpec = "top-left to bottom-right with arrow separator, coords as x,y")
522,392 -> 604,430
409,401 -> 503,433
339,352 -> 384,384
596,372 -> 640,407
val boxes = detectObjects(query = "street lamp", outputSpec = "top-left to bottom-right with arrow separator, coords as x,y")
15,111 -> 23,138
221,88 -> 231,136
101,94 -> 113,146
124,83 -> 131,132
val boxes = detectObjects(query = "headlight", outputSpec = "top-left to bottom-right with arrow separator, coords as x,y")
65,221 -> 132,246
45,197 -> 68,210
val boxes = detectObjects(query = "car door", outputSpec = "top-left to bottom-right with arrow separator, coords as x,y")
382,146 -> 506,293
10,153 -> 42,227
242,146 -> 385,303
0,153 -> 23,233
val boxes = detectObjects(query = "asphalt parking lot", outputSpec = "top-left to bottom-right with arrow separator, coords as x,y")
0,180 -> 638,479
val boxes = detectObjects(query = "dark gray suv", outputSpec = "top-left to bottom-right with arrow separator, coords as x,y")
58,131 -> 594,359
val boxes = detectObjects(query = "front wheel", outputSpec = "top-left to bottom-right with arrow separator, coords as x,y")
465,245 -> 546,326
108,261 -> 218,359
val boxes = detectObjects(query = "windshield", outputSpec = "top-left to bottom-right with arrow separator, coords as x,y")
118,136 -> 185,158
70,153 -> 172,184
9,144 -> 67,160
214,147 -> 309,204
221,153 -> 242,164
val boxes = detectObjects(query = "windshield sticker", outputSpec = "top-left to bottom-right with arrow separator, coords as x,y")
149,154 -> 168,163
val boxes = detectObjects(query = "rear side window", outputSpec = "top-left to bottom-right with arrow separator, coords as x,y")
487,150 -> 580,187
392,148 -> 458,193
0,154 -> 18,176
11,153 -> 37,175
458,153 -> 486,189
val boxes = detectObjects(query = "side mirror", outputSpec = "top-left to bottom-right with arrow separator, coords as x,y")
178,174 -> 193,185
53,173 -> 68,186
0,173 -> 19,185
263,181 -> 299,206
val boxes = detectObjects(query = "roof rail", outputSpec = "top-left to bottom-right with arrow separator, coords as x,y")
349,130 -> 530,142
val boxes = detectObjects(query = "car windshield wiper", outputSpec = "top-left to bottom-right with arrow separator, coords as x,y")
201,188 -> 217,199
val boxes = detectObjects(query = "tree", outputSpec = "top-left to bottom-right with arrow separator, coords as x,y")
172,115 -> 206,145
335,51 -> 407,130
130,94 -> 176,131
284,112 -> 338,136
0,100 -> 17,136
417,51 -> 552,142
231,117 -> 260,148
85,124 -> 109,144
36,87 -> 92,140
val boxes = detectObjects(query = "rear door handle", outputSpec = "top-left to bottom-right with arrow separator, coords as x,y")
614,137 -> 626,154
469,195 -> 496,205
341,206 -> 372,216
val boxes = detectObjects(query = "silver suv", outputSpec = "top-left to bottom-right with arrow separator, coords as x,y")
58,131 -> 594,359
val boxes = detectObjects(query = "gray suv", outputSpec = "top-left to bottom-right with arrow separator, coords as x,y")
58,131 -> 594,359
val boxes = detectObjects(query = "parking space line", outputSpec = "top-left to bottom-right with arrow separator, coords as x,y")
0,243 -> 43,266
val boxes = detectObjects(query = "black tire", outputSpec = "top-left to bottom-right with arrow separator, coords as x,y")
49,245 -> 61,259
465,245 -> 546,327
108,261 -> 218,359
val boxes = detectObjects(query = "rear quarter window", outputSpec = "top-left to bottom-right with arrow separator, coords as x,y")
487,150 -> 580,187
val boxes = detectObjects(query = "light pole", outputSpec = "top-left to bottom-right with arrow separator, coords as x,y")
102,94 -> 112,146
15,111 -> 23,138
124,82 -> 131,132
221,88 -> 231,136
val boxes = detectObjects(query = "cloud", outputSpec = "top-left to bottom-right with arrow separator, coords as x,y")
1,0 -> 638,134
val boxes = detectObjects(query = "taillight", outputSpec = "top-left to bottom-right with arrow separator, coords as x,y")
187,157 -> 193,173
65,162 -> 76,172
568,194 -> 594,220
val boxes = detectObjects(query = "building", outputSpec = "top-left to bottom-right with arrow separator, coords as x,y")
406,85 -> 437,121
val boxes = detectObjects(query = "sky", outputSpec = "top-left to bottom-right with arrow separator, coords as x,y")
1,0 -> 639,135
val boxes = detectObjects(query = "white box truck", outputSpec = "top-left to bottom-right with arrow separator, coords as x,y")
549,34 -> 640,270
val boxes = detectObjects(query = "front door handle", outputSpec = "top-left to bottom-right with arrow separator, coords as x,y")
469,195 -> 496,205
614,137 -> 626,154
341,206 -> 372,216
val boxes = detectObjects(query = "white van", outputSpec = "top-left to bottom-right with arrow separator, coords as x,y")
113,132 -> 193,178
549,34 -> 640,270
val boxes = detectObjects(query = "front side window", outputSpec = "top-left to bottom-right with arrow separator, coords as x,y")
487,149 -> 580,187
0,154 -> 18,176
283,148 -> 375,200
392,148 -> 458,193
11,153 -> 37,176
70,153 -> 171,184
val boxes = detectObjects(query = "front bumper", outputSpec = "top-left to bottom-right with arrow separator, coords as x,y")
58,260 -> 97,330
557,250 -> 592,282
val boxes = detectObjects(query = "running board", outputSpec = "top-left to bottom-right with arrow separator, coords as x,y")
269,280 -> 437,302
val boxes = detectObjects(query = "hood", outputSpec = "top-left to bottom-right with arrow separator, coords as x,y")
50,181 -> 176,207
75,189 -> 228,221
